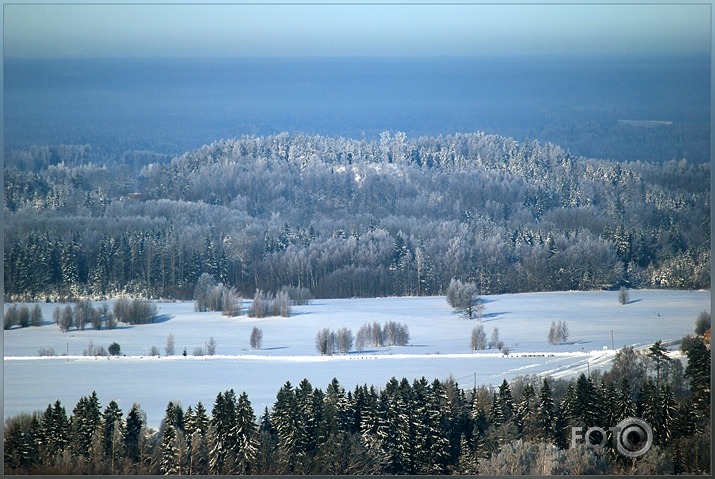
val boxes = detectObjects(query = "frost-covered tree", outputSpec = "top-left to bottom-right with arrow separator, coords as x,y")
355,325 -> 369,352
446,278 -> 481,320
490,327 -> 501,349
336,327 -> 353,354
471,325 -> 487,351
75,299 -> 93,331
30,304 -> 43,327
248,290 -> 272,318
165,333 -> 176,356
250,327 -> 263,350
4,304 -> 18,330
59,305 -> 74,332
206,336 -> 217,356
316,328 -> 337,355
194,273 -> 217,313
548,320 -> 569,345
273,291 -> 291,317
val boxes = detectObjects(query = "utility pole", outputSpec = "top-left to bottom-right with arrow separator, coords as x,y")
611,330 -> 615,350
66,342 -> 69,362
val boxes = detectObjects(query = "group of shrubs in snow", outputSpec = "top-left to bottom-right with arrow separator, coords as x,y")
194,273 -> 313,318
316,320 -> 411,355
4,303 -> 43,329
5,297 -> 158,333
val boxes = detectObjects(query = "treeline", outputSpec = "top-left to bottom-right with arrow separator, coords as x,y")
4,338 -> 710,475
4,132 -> 710,300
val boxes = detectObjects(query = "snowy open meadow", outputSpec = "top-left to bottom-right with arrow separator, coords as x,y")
4,290 -> 710,428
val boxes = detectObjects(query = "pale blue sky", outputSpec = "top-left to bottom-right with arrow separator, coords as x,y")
3,2 -> 711,58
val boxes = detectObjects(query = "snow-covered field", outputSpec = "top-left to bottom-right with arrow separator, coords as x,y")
3,290 -> 709,428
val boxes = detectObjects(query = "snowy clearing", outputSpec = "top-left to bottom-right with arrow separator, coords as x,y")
4,290 -> 709,428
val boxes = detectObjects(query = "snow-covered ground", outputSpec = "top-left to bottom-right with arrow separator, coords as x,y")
3,290 -> 709,428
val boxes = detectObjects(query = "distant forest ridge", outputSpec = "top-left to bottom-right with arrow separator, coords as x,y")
3,131 -> 710,300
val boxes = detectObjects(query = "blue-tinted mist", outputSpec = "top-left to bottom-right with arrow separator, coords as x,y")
4,55 -> 710,162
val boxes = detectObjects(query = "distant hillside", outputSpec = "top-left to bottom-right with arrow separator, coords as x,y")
4,131 -> 710,300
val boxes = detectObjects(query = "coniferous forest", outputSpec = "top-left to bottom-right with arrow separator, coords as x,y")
3,336 -> 711,475
3,131 -> 710,302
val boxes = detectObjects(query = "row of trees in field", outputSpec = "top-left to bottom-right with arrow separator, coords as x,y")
4,304 -> 43,329
4,334 -> 710,475
5,298 -> 158,333
4,132 -> 710,301
315,320 -> 412,355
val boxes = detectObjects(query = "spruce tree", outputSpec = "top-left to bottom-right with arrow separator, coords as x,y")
187,429 -> 208,475
235,391 -> 259,473
658,384 -> 676,446
294,378 -> 319,456
71,391 -> 102,459
536,378 -> 556,441
125,403 -> 144,463
38,400 -> 71,461
614,376 -> 635,423
421,381 -> 450,473
496,379 -> 514,424
101,401 -> 123,463
552,404 -> 570,450
209,390 -> 238,474
271,381 -> 303,471
160,424 -> 180,475
684,339 -> 710,427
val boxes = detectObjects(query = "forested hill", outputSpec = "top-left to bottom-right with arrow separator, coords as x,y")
4,131 -> 710,300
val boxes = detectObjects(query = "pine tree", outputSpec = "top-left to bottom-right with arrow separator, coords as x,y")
648,340 -> 672,387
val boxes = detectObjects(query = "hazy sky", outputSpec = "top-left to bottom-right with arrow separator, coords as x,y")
3,2 -> 711,58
